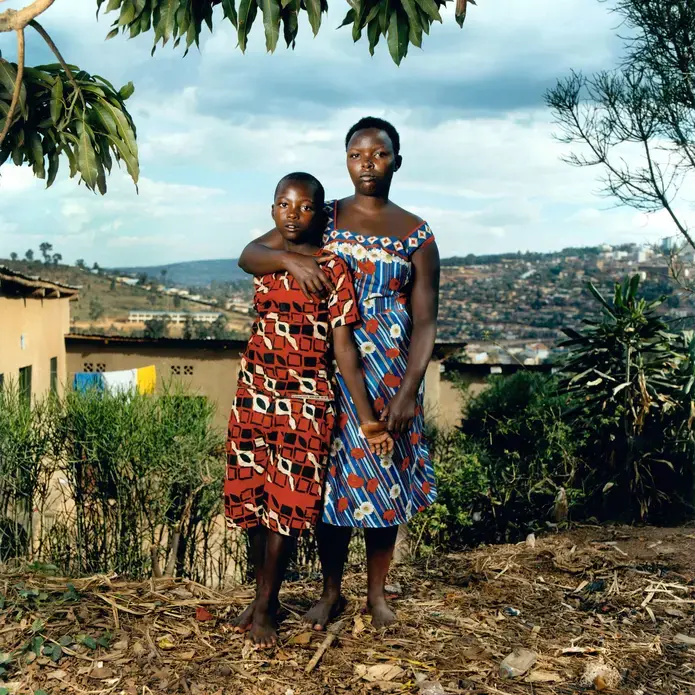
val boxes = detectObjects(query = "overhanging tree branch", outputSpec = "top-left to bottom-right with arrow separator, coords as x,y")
0,0 -> 55,32
0,28 -> 24,146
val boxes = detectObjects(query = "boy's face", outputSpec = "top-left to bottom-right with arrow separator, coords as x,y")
272,181 -> 320,243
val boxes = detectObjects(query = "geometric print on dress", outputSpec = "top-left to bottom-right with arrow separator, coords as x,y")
239,255 -> 360,401
224,386 -> 336,537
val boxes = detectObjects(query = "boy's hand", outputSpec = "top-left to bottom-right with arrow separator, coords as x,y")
361,421 -> 395,456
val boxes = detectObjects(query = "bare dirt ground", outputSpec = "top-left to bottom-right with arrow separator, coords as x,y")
2,525 -> 695,695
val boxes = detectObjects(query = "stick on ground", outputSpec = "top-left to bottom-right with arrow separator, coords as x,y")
305,619 -> 346,673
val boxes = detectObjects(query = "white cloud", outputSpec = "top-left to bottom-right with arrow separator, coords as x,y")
0,0 -> 689,267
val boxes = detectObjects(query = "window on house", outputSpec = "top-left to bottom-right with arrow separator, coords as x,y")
50,357 -> 58,394
19,366 -> 32,406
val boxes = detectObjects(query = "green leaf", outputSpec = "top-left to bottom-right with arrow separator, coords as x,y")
338,8 -> 355,28
77,119 -> 99,191
222,0 -> 238,27
154,0 -> 179,46
387,9 -> 408,65
305,0 -> 323,36
119,0 -> 137,25
106,0 -> 122,11
28,131 -> 45,179
401,0 -> 422,47
413,0 -> 442,22
237,0 -> 259,52
31,618 -> 44,634
118,81 -> 135,100
261,0 -> 281,52
104,133 -> 139,186
50,77 -> 63,125
0,59 -> 27,120
282,8 -> 299,47
379,0 -> 391,33
367,18 -> 381,55
77,634 -> 98,650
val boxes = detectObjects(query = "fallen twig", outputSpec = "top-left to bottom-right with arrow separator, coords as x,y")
305,619 -> 346,673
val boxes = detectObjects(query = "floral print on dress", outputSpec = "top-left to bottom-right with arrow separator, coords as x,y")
321,201 -> 438,528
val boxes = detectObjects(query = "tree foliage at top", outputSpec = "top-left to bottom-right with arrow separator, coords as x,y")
0,0 -> 477,195
546,0 -> 695,249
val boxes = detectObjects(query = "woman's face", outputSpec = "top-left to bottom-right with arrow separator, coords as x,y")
346,128 -> 401,197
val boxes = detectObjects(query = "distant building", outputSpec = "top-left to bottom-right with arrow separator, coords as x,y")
0,266 -> 79,400
127,310 -> 223,325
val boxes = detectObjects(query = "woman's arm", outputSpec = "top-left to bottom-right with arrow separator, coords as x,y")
382,240 -> 440,433
333,325 -> 393,455
238,229 -> 335,298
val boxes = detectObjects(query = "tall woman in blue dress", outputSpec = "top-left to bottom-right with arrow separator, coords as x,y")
238,117 -> 440,628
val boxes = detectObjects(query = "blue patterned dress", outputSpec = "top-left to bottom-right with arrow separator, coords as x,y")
321,200 -> 438,528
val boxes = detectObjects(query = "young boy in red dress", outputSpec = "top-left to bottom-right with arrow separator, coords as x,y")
224,172 -> 392,647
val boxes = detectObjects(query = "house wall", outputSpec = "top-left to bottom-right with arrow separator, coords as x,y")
65,341 -> 457,431
0,296 -> 71,399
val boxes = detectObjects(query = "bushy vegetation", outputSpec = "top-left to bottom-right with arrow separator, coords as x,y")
413,275 -> 695,557
0,384 -> 245,586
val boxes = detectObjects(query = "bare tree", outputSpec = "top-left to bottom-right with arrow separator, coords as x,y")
546,0 -> 695,249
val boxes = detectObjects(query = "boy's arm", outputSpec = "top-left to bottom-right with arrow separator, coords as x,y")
333,326 -> 392,455
238,229 -> 335,299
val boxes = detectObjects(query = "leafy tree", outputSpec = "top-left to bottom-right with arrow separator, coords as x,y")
137,273 -> 148,286
210,315 -> 228,339
24,248 -> 33,261
1,0 -> 476,194
144,317 -> 169,339
75,258 -> 86,269
51,252 -> 61,265
546,0 -> 695,249
88,297 -> 104,321
39,241 -> 52,263
183,315 -> 195,340
9,252 -> 17,261
92,262 -> 100,272
109,277 -> 116,291
160,269 -> 168,284
173,294 -> 182,308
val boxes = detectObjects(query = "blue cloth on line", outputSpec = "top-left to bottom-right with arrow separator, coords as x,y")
73,373 -> 104,392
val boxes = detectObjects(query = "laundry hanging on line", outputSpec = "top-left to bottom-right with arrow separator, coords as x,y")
72,366 -> 157,395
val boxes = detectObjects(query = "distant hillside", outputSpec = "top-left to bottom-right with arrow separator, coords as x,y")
115,259 -> 248,288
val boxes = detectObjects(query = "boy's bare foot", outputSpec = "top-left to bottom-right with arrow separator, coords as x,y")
232,601 -> 255,633
249,605 -> 278,648
367,594 -> 397,629
303,593 -> 347,631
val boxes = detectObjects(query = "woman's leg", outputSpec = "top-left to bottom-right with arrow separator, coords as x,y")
232,525 -> 267,631
303,519 -> 352,630
365,526 -> 399,628
250,529 -> 296,647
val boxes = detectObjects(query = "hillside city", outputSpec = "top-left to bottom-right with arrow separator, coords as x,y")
2,238 -> 691,366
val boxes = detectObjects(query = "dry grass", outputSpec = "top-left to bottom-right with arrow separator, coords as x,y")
2,525 -> 695,695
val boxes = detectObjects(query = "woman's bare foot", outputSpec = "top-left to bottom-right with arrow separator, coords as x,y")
367,594 -> 397,628
302,592 -> 347,631
231,601 -> 255,633
249,604 -> 278,648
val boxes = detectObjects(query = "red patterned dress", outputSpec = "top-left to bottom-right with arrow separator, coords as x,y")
224,255 -> 360,537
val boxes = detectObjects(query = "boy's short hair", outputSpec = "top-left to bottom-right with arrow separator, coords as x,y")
345,117 -> 401,157
274,172 -> 325,207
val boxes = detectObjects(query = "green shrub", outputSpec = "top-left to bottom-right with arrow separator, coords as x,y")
561,276 -> 695,521
461,371 -> 585,537
410,429 -> 487,557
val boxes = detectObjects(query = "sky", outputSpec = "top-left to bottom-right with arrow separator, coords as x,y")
0,0 -> 691,267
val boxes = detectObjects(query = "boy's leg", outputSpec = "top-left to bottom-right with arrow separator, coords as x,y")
364,526 -> 399,628
232,525 -> 266,631
250,529 -> 296,647
303,519 -> 351,630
